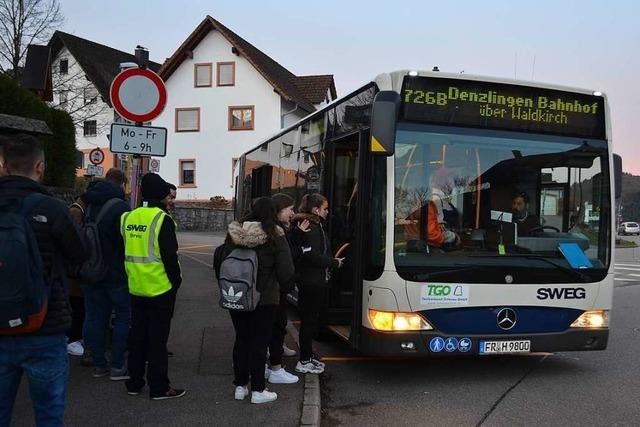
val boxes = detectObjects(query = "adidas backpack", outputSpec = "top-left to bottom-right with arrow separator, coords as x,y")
217,247 -> 260,311
75,198 -> 120,284
0,194 -> 49,335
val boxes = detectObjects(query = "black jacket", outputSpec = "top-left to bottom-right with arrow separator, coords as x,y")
146,201 -> 182,291
225,221 -> 294,306
0,176 -> 89,335
292,213 -> 338,287
279,224 -> 303,294
82,181 -> 130,284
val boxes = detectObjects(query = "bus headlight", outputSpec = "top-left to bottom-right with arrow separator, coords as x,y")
570,310 -> 609,328
368,309 -> 433,331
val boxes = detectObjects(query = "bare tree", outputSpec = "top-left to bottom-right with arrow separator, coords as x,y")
0,0 -> 63,78
50,56 -> 110,133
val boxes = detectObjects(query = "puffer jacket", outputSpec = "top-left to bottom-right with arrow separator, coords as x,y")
224,221 -> 294,306
292,213 -> 339,287
0,176 -> 89,335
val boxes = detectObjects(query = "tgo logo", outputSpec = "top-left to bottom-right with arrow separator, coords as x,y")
537,287 -> 586,300
126,224 -> 147,232
427,285 -> 451,296
429,337 -> 445,352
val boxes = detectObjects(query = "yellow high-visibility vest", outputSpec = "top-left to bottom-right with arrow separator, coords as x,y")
120,207 -> 173,297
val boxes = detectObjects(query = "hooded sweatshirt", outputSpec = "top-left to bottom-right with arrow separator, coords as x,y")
225,221 -> 294,306
292,213 -> 339,287
81,181 -> 130,284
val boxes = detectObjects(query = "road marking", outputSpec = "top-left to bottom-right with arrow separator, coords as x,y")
180,250 -> 214,256
179,244 -> 216,250
179,252 -> 213,268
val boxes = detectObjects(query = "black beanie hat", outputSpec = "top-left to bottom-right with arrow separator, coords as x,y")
141,173 -> 170,202
272,193 -> 294,213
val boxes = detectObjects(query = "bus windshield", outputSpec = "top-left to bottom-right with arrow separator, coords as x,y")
393,122 -> 611,284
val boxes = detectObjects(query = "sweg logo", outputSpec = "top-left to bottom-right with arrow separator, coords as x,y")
427,285 -> 464,296
536,287 -> 586,300
126,224 -> 147,232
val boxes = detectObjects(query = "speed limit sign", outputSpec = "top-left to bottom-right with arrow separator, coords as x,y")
89,148 -> 105,166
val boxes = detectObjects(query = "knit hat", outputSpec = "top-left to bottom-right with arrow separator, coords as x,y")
141,173 -> 170,202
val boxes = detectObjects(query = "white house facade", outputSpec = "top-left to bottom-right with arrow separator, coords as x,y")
153,16 -> 336,199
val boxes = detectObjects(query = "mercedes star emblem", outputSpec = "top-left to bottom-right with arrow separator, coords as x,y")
497,308 -> 517,330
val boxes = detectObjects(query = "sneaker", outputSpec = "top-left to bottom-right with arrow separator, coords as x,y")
110,366 -> 130,381
268,368 -> 299,384
151,388 -> 186,401
295,360 -> 324,374
67,340 -> 84,356
234,385 -> 249,400
251,389 -> 277,404
92,367 -> 110,378
264,365 -> 271,380
282,344 -> 297,357
311,354 -> 325,368
167,351 -> 175,358
127,389 -> 141,396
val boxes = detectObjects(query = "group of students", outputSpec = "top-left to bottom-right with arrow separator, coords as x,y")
218,192 -> 342,404
0,133 -> 186,427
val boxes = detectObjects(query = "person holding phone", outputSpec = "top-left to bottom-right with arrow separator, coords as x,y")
292,193 -> 343,375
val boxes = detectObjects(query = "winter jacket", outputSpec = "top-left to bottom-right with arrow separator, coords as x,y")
404,201 -> 457,247
225,221 -> 294,306
0,176 -> 89,335
80,181 -> 130,284
279,223 -> 304,294
292,213 -> 338,288
145,201 -> 182,290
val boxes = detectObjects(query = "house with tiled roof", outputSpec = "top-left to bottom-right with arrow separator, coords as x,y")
46,31 -> 161,176
153,16 -> 337,199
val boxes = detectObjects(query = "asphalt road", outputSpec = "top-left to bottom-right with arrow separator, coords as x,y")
314,238 -> 640,426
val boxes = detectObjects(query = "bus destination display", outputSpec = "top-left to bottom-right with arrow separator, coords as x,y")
401,76 -> 606,139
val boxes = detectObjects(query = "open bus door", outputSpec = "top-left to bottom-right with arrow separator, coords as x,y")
322,129 -> 373,350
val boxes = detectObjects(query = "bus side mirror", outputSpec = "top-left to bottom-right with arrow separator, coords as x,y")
613,154 -> 622,199
370,91 -> 400,156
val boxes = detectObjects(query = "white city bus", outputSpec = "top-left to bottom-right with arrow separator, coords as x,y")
234,70 -> 622,356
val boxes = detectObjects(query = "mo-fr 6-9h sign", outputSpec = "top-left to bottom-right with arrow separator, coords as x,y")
110,123 -> 167,157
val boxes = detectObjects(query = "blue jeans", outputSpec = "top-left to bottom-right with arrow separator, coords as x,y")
0,334 -> 68,427
82,282 -> 131,369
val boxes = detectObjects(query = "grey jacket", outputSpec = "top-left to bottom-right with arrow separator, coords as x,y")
225,221 -> 294,306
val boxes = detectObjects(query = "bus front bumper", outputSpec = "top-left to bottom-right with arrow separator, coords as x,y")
358,327 -> 609,357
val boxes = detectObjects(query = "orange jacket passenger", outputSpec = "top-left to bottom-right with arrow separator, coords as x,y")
404,201 -> 445,247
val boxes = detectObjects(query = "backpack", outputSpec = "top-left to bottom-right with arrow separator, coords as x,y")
213,243 -> 226,280
77,198 -> 121,284
217,247 -> 260,311
0,193 -> 50,335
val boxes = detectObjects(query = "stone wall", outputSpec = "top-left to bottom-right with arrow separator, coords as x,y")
172,206 -> 234,232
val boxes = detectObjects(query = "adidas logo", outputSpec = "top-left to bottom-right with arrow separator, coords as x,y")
222,302 -> 245,310
222,286 -> 243,303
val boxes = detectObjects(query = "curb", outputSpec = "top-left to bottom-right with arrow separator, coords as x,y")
300,373 -> 321,426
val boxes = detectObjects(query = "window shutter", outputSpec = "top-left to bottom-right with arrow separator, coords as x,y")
195,65 -> 211,87
218,63 -> 234,85
177,109 -> 199,131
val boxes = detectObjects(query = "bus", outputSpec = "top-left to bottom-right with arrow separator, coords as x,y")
234,70 -> 622,356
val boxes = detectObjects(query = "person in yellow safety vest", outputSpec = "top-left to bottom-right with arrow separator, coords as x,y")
120,173 -> 185,401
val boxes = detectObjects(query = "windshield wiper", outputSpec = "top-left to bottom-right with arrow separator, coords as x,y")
468,254 -> 590,283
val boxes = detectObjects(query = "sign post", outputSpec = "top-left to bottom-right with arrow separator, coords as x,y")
110,47 -> 167,209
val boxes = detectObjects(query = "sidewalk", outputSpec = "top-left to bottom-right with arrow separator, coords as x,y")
10,232 -> 304,426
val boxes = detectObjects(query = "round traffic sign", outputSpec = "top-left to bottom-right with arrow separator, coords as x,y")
110,68 -> 167,123
89,148 -> 105,166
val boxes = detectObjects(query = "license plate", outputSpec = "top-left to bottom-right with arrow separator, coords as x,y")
479,340 -> 531,355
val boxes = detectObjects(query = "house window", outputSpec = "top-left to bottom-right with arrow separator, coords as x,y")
59,59 -> 68,75
83,120 -> 97,137
84,86 -> 98,104
194,63 -> 212,87
217,62 -> 235,86
179,159 -> 196,187
175,108 -> 200,132
228,106 -> 254,131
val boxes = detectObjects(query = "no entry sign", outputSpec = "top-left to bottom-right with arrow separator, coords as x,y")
89,147 -> 104,165
110,68 -> 167,123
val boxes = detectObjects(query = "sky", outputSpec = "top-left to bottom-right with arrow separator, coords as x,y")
59,0 -> 640,173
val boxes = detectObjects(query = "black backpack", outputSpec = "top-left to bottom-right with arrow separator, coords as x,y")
0,193 -> 50,334
76,198 -> 121,284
